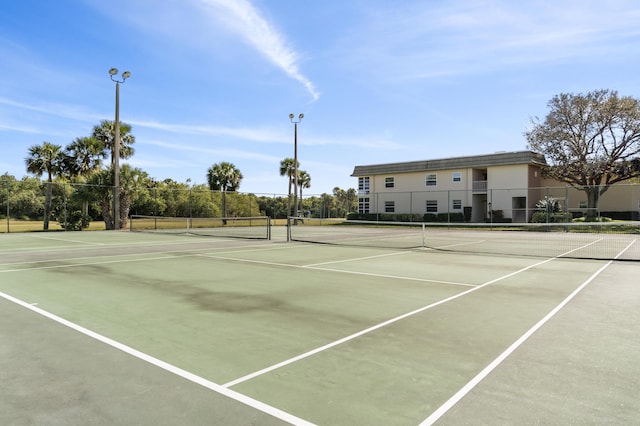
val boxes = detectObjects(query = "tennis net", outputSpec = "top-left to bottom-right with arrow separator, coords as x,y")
287,217 -> 639,261
130,215 -> 271,240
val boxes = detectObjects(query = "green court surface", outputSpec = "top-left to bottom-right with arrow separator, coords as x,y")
1,229 -> 638,425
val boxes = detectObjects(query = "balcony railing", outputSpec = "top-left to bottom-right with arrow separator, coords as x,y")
473,180 -> 487,193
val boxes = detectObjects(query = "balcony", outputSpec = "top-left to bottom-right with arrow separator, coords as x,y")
472,180 -> 487,193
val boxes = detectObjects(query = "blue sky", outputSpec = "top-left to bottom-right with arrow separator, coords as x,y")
1,0 -> 640,195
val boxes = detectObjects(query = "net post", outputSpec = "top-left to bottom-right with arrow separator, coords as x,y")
422,222 -> 425,247
286,217 -> 291,241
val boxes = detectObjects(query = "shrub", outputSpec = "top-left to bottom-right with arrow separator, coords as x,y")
531,211 -> 566,223
59,210 -> 91,231
423,213 -> 437,222
536,196 -> 562,213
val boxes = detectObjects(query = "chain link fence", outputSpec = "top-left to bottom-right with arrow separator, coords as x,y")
0,179 -> 347,233
355,184 -> 640,223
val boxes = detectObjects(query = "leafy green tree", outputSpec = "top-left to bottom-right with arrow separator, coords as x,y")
1,175 -> 44,220
332,187 -> 347,217
256,195 -> 287,219
321,192 -> 335,218
207,162 -> 243,218
189,184 -> 221,218
24,142 -> 65,230
526,89 -> 640,217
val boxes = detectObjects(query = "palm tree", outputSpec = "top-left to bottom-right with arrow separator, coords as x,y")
279,157 -> 298,216
298,170 -> 311,215
65,136 -> 105,215
65,136 -> 105,178
25,142 -> 65,230
91,120 -> 136,166
92,120 -> 135,229
207,162 -> 243,218
86,165 -> 147,229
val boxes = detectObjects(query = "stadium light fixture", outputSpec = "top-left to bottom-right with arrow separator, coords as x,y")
109,68 -> 131,230
289,113 -> 304,218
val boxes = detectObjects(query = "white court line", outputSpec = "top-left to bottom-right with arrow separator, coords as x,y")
28,234 -> 105,245
0,290 -> 314,426
197,254 -> 473,287
419,239 -> 637,425
432,240 -> 487,250
222,253 -> 564,388
304,251 -> 409,267
0,242 -> 287,270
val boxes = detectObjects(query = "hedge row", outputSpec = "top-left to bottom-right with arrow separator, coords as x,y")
347,212 -> 466,222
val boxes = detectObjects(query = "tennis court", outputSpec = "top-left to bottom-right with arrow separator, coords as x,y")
1,221 -> 638,425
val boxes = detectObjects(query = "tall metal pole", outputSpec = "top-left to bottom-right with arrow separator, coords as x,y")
293,121 -> 298,217
289,113 -> 303,217
114,80 -> 120,229
109,68 -> 130,229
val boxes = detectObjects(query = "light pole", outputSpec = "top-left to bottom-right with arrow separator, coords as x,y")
109,67 -> 131,229
289,113 -> 303,217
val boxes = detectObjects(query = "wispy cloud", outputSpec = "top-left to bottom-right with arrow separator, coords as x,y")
142,139 -> 281,163
198,0 -> 320,101
130,119 -> 285,143
0,96 -> 105,140
340,0 -> 640,81
134,119 -> 404,150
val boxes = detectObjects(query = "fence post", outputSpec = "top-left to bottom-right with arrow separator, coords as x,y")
489,189 -> 493,225
63,183 -> 68,231
565,186 -> 569,223
4,180 -> 9,233
545,187 -> 550,223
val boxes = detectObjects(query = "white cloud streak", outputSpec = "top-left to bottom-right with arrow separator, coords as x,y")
341,0 -> 640,81
198,0 -> 320,101
130,119 -> 284,143
142,139 -> 281,163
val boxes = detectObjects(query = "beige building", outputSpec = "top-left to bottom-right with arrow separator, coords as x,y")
351,151 -> 640,222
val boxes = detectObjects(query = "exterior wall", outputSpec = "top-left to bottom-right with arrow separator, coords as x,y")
354,152 -> 638,221
361,163 -> 535,219
485,165 -> 530,218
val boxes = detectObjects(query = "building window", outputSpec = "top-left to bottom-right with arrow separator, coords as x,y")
385,201 -> 395,213
385,177 -> 395,188
426,174 -> 437,187
426,200 -> 438,213
452,200 -> 462,210
358,197 -> 370,214
452,172 -> 462,182
358,177 -> 370,194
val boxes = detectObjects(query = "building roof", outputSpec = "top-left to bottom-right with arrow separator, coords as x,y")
351,150 -> 547,176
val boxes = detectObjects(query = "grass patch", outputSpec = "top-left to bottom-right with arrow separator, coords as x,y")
0,220 -> 107,233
